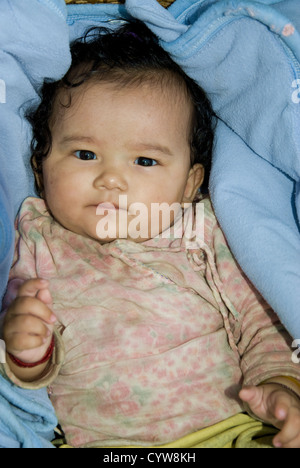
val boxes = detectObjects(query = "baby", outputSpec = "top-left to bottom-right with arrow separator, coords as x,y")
1,21 -> 300,448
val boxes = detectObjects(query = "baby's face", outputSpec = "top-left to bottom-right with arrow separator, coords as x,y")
42,81 -> 203,243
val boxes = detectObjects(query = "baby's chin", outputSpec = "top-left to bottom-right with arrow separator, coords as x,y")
93,232 -> 153,245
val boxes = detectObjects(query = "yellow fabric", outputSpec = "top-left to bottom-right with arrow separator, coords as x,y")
284,376 -> 300,389
56,413 -> 277,448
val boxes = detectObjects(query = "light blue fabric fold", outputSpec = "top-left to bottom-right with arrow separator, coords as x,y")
0,375 -> 57,448
66,3 -> 129,41
124,0 -> 300,340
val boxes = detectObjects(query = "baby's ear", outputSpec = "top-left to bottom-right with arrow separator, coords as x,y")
182,164 -> 205,203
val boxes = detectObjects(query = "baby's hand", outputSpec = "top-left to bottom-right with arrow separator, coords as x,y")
3,278 -> 56,364
240,383 -> 300,448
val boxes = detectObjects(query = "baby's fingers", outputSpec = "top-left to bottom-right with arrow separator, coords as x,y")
4,314 -> 52,352
8,296 -> 56,325
17,278 -> 49,298
273,405 -> 300,448
17,278 -> 53,307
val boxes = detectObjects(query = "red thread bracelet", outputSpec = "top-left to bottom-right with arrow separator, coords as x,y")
8,335 -> 55,368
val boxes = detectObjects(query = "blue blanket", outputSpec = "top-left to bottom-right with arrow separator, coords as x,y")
0,374 -> 57,448
0,0 -> 299,448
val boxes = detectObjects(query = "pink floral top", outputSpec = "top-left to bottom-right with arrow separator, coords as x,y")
2,197 -> 299,448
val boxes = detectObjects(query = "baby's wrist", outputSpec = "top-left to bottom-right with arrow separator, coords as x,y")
7,335 -> 55,368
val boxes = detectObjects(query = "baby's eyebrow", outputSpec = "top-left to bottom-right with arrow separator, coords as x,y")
131,143 -> 174,157
58,135 -> 96,146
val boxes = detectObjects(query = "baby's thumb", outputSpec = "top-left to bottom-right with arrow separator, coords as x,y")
239,386 -> 260,406
17,278 -> 53,307
17,278 -> 49,298
36,287 -> 53,306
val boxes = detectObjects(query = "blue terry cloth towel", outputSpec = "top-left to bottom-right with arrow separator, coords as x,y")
122,0 -> 300,340
0,374 -> 57,448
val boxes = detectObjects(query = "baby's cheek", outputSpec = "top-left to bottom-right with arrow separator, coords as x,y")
43,169 -> 69,201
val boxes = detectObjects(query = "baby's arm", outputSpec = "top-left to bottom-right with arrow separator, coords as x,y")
3,279 -> 56,382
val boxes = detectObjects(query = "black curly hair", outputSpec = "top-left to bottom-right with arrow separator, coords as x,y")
27,20 -> 215,197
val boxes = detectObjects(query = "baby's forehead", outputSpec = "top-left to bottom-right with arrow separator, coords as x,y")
52,73 -> 194,126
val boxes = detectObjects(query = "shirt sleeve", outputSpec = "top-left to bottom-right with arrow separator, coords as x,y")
208,200 -> 300,386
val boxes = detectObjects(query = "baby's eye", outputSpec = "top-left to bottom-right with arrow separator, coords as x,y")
134,157 -> 158,167
74,150 -> 97,161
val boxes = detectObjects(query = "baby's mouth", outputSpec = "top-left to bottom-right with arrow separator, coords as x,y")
97,202 -> 119,211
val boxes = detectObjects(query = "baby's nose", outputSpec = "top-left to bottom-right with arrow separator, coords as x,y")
93,167 -> 128,192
